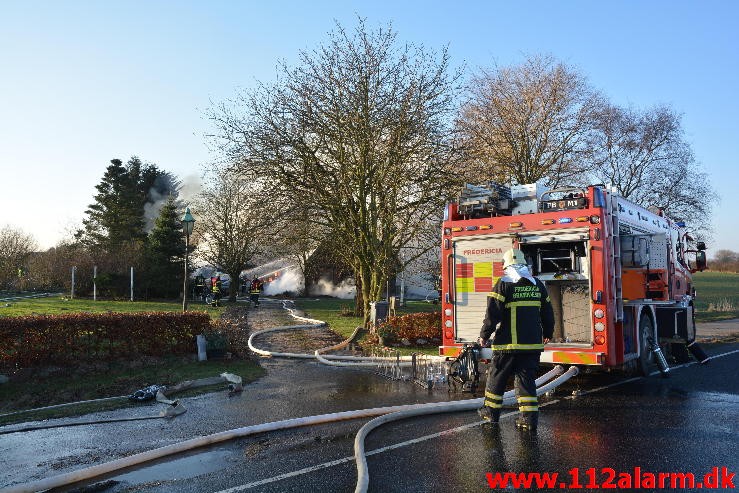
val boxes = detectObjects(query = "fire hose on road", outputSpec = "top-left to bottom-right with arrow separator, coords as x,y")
6,301 -> 580,493
353,365 -> 579,493
7,366 -> 578,493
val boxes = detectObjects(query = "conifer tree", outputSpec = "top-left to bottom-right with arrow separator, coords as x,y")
77,157 -> 177,251
77,159 -> 141,249
145,195 -> 186,298
75,156 -> 180,297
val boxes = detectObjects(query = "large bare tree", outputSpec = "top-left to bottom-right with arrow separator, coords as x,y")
588,103 -> 717,234
209,20 -> 462,323
193,167 -> 267,301
457,54 -> 599,187
0,226 -> 38,290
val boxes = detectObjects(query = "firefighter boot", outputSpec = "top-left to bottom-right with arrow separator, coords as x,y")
477,406 -> 500,424
515,412 -> 538,432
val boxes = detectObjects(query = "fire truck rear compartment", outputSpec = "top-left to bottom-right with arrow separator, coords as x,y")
547,281 -> 591,344
520,240 -> 592,345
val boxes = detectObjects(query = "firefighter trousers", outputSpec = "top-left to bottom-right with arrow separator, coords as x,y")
483,352 -> 540,420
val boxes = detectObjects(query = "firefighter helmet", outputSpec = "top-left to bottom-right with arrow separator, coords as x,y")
502,248 -> 527,268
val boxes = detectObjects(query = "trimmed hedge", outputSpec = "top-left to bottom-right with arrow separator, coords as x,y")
376,312 -> 442,343
0,311 -> 211,369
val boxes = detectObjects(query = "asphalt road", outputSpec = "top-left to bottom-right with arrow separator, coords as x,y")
1,301 -> 737,493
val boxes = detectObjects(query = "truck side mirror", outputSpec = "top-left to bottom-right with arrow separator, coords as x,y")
695,251 -> 707,271
697,241 -> 706,251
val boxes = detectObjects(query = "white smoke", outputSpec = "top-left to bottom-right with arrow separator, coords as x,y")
143,174 -> 203,233
143,187 -> 169,232
244,258 -> 295,280
243,256 -> 356,299
310,277 -> 356,299
263,267 -> 303,296
180,174 -> 202,203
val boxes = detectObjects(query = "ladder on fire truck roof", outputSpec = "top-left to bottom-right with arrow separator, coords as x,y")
605,189 -> 624,322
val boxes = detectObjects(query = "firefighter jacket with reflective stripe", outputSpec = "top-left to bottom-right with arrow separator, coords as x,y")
480,277 -> 555,353
249,279 -> 263,294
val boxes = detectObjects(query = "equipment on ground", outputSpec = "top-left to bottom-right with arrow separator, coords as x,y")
446,343 -> 482,393
440,182 -> 710,376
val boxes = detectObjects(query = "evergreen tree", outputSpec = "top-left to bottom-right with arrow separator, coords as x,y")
75,156 -> 181,298
145,195 -> 186,298
77,157 -> 178,251
77,158 -> 144,249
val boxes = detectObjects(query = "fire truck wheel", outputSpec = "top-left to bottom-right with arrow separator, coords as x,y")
638,314 -> 656,376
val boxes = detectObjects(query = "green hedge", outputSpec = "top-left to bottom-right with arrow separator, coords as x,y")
0,311 -> 211,369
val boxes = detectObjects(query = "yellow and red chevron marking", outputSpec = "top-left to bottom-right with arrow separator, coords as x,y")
438,346 -> 462,358
455,261 -> 504,293
546,351 -> 601,365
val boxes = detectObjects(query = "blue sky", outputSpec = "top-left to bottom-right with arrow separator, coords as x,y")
1,1 -> 737,253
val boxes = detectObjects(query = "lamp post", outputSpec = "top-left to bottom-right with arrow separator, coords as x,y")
181,207 -> 195,312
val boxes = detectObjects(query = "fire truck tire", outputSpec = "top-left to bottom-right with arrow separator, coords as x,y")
669,303 -> 696,363
638,314 -> 656,376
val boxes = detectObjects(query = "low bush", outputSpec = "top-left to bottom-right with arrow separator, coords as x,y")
374,312 -> 442,346
0,311 -> 211,369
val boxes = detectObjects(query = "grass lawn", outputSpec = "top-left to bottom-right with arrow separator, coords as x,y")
692,271 -> 739,322
0,296 -> 226,318
0,356 -> 265,426
294,298 -> 440,355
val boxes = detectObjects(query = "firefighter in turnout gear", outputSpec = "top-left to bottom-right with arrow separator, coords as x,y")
477,248 -> 554,432
249,277 -> 264,307
211,275 -> 223,307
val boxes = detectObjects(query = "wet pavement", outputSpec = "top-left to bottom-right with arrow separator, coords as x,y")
1,300 -> 737,492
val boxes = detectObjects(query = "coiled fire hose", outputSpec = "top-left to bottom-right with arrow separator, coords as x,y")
5,300 -> 579,493
248,300 -> 446,366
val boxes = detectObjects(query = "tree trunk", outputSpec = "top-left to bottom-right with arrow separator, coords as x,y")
354,276 -> 364,318
228,270 -> 240,302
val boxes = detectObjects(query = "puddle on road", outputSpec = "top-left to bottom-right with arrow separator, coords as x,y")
113,448 -> 233,483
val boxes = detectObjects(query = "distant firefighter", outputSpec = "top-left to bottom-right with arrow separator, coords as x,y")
249,276 -> 264,307
211,275 -> 223,307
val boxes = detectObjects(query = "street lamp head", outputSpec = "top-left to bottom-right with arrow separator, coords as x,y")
182,207 -> 195,236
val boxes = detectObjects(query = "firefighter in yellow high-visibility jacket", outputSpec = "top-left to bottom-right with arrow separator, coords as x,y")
211,276 -> 223,307
249,277 -> 264,307
477,248 -> 554,432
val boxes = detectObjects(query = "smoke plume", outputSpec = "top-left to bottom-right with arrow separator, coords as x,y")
310,277 -> 355,299
263,268 -> 303,295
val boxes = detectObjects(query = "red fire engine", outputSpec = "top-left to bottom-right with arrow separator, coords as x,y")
440,183 -> 709,376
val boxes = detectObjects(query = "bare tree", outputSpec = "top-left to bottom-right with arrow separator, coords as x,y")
193,167 -> 267,302
0,226 -> 38,290
457,54 -> 599,187
209,20 -> 462,323
710,250 -> 739,272
588,103 -> 717,232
